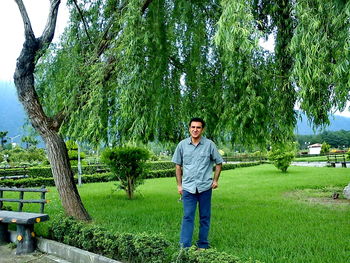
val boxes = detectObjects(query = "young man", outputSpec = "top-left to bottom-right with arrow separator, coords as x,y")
172,117 -> 223,249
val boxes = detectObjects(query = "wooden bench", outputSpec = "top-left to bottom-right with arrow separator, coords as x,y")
0,187 -> 49,254
327,154 -> 347,168
0,166 -> 29,180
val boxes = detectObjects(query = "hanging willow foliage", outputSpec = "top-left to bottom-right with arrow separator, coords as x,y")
35,0 -> 350,148
290,0 -> 350,126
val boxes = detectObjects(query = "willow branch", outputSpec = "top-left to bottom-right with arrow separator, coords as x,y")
73,0 -> 93,45
141,0 -> 153,14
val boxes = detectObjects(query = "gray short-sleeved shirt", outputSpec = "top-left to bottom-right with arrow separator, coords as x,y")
172,136 -> 223,194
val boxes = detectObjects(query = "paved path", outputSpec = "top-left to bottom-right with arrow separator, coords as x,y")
0,244 -> 69,263
292,161 -> 349,168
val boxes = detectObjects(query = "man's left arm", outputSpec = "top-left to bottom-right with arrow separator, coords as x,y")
212,163 -> 222,189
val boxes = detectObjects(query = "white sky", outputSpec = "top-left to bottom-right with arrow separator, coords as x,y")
0,0 -> 69,81
0,1 -> 349,117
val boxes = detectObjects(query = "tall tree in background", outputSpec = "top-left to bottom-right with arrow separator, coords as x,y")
21,136 -> 38,149
13,0 -> 90,220
0,131 -> 8,148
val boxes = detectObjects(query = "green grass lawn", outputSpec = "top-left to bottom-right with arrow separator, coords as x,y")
26,164 -> 350,262
294,155 -> 329,162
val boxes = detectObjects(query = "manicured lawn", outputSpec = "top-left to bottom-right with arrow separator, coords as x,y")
36,164 -> 349,263
294,154 -> 349,162
294,155 -> 329,162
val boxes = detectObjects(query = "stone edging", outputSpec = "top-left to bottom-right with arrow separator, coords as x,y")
9,231 -> 122,263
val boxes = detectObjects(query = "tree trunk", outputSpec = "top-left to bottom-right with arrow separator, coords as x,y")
45,132 -> 90,220
127,177 -> 133,199
13,0 -> 90,220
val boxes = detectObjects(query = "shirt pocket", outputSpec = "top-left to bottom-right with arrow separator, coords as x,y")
199,152 -> 210,166
184,154 -> 193,165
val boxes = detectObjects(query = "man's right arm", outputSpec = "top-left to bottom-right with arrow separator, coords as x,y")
175,164 -> 183,195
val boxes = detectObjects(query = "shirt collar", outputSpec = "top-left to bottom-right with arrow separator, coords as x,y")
187,136 -> 205,145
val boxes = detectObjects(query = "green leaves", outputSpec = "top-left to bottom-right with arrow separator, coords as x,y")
268,142 -> 297,172
101,146 -> 150,199
290,0 -> 350,126
34,0 -> 350,150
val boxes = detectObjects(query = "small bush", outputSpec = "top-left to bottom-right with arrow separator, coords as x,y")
268,142 -> 297,172
101,147 -> 150,199
320,142 -> 331,154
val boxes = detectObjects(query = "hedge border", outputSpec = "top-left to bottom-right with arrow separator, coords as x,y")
0,162 -> 266,187
49,215 -> 262,263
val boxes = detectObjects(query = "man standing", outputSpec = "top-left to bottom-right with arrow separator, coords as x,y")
172,117 -> 223,249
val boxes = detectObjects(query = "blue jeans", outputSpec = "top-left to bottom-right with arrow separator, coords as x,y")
180,188 -> 212,248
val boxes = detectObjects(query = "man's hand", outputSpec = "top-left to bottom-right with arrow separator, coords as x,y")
177,185 -> 183,195
212,180 -> 218,189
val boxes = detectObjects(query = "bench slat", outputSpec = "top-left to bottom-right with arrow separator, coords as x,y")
0,198 -> 47,204
0,210 -> 49,224
0,188 -> 48,193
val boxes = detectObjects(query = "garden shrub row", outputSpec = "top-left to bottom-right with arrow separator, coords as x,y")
173,246 -> 262,263
0,173 -> 113,188
0,162 -> 175,178
0,162 -> 266,187
49,215 -> 262,263
145,162 -> 266,180
147,169 -> 175,179
145,161 -> 175,170
49,215 -> 171,263
0,161 -> 265,179
221,161 -> 267,171
0,165 -> 109,178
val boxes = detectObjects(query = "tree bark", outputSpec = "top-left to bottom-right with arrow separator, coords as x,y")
13,0 -> 90,220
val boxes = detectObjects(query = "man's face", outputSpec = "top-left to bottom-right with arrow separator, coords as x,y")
189,121 -> 204,140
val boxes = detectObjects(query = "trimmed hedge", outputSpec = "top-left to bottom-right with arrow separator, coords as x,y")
49,215 -> 261,263
221,161 -> 267,171
147,169 -> 175,179
173,246 -> 262,263
0,173 -> 113,188
146,161 -> 175,170
0,162 -> 174,178
0,162 -> 266,187
49,215 -> 171,263
49,215 -> 262,263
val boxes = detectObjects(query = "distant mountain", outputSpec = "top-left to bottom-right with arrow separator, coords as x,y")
295,113 -> 350,135
0,81 -> 26,145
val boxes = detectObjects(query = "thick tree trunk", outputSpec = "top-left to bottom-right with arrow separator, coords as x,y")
45,132 -> 90,220
13,0 -> 90,220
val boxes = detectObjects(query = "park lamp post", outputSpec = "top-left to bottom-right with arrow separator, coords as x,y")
3,154 -> 9,167
77,141 -> 82,186
9,135 -> 20,148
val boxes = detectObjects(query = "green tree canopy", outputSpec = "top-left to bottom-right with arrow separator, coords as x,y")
35,0 -> 350,148
0,131 -> 8,148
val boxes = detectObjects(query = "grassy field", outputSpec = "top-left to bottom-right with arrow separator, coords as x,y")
12,164 -> 350,263
294,154 -> 349,162
294,155 -> 329,162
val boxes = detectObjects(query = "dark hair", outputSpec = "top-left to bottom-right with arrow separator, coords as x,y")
189,117 -> 206,128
